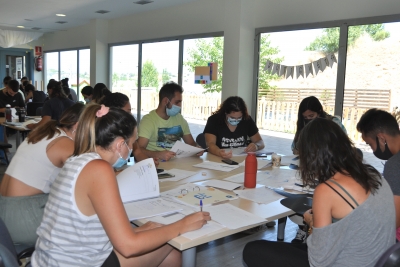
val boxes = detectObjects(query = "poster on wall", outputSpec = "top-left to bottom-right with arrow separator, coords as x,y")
194,62 -> 218,84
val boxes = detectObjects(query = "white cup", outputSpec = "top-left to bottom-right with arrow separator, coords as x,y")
271,153 -> 281,168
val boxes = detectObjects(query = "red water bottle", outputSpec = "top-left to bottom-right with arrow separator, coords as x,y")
244,152 -> 257,188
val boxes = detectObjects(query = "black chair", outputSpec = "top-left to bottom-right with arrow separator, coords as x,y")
0,218 -> 34,267
26,102 -> 44,116
374,241 -> 400,267
196,133 -> 207,149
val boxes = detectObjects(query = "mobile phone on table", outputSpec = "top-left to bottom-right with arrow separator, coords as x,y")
158,173 -> 175,179
156,168 -> 164,173
221,159 -> 239,165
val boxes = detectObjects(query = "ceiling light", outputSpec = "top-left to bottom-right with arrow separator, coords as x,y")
95,10 -> 110,14
56,14 -> 66,17
17,26 -> 25,28
133,0 -> 154,5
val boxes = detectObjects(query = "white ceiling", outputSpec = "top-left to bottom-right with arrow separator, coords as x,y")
0,0 -> 197,33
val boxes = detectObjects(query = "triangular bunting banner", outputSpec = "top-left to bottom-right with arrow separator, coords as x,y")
271,63 -> 280,76
286,66 -> 294,79
279,65 -> 287,77
312,60 -> 321,76
296,65 -> 304,79
327,53 -> 337,67
264,60 -> 274,72
305,63 -> 313,78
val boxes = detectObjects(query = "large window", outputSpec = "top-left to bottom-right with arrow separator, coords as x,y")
110,33 -> 223,137
44,48 -> 90,101
110,45 -> 139,118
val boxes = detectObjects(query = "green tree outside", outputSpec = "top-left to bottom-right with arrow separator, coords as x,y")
161,68 -> 171,85
306,24 -> 390,53
142,60 -> 159,89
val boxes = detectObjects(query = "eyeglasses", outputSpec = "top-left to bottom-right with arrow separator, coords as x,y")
180,186 -> 200,196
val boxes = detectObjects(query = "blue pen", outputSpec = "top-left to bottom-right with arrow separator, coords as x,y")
200,199 -> 203,212
160,144 -> 166,162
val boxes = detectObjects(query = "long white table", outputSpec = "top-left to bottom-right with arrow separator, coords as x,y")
130,153 -> 295,267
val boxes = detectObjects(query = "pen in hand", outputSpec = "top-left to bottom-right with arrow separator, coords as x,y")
200,199 -> 203,212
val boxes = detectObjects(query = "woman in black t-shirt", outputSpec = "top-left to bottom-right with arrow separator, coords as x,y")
204,96 -> 265,158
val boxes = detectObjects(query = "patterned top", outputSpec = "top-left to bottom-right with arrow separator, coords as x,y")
32,152 -> 113,267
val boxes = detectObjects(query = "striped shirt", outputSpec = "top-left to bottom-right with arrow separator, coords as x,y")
32,152 -> 113,267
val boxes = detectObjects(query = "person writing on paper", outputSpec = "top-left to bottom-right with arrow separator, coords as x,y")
0,103 -> 84,246
101,92 -> 158,166
32,104 -> 211,267
243,118 -> 395,267
292,96 -> 346,155
204,96 -> 264,159
138,82 -> 203,161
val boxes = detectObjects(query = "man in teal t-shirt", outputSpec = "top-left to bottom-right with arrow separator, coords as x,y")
138,82 -> 202,161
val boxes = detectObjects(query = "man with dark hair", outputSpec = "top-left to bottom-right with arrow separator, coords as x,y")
138,82 -> 202,161
0,79 -> 25,116
357,108 -> 400,239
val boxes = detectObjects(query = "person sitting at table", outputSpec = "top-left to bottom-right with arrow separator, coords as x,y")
243,118 -> 395,267
138,82 -> 203,161
0,79 -> 25,116
0,103 -> 84,246
31,104 -> 211,267
25,84 -> 46,103
27,80 -> 74,130
101,92 -> 157,165
292,96 -> 346,155
92,82 -> 111,103
357,108 -> 400,240
204,96 -> 264,159
81,85 -> 93,104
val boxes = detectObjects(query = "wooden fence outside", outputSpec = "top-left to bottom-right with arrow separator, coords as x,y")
135,90 -> 389,143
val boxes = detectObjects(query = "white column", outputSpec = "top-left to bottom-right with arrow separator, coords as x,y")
90,19 -> 109,86
221,0 -> 256,115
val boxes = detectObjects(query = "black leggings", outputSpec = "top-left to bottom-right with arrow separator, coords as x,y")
102,250 -> 121,267
243,240 -> 309,267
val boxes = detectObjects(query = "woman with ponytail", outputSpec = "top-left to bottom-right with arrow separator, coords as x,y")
32,103 -> 211,267
0,103 -> 84,246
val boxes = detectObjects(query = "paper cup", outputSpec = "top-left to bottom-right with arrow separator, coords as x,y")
271,153 -> 281,168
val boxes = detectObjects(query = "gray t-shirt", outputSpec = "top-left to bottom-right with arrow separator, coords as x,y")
383,151 -> 400,195
307,178 -> 395,267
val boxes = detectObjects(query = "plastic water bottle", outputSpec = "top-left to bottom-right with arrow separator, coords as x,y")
5,104 -> 12,122
244,152 -> 257,188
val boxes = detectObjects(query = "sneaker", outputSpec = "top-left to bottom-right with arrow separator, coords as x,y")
291,227 -> 307,243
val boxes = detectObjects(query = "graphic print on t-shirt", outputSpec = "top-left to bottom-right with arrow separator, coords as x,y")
157,126 -> 184,148
221,136 -> 245,148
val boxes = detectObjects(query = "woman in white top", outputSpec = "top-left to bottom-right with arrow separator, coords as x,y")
0,103 -> 84,246
32,104 -> 211,267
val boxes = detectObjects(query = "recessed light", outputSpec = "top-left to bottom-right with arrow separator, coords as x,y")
133,0 -> 154,4
17,26 -> 25,28
56,14 -> 66,17
95,10 -> 110,14
55,21 -> 67,24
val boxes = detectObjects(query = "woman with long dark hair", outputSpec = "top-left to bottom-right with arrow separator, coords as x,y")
292,96 -> 346,155
243,118 -> 395,267
204,96 -> 264,158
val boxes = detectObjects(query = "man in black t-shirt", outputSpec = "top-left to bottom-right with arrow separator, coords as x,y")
0,79 -> 25,117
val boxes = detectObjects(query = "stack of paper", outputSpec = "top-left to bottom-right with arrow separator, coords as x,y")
124,198 -> 182,220
233,187 -> 284,204
193,161 -> 240,172
158,169 -> 198,182
202,180 -> 241,191
170,140 -> 205,158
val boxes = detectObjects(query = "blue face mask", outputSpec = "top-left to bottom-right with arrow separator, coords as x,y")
112,142 -> 132,168
227,117 -> 242,126
166,100 -> 181,117
84,98 -> 90,104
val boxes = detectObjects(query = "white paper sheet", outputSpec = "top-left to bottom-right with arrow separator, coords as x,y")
124,198 -> 182,220
223,172 -> 265,183
170,140 -> 205,158
117,158 -> 159,203
280,155 -> 300,166
233,187 -> 284,204
203,203 -> 266,229
158,169 -> 198,182
202,180 -> 242,191
149,212 -> 225,240
193,161 -> 240,172
256,168 -> 300,188
229,147 -> 247,156
239,158 -> 272,169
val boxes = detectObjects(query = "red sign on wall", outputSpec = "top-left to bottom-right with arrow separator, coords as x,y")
35,46 -> 42,57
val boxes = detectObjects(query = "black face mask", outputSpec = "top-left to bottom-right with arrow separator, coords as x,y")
373,136 -> 393,160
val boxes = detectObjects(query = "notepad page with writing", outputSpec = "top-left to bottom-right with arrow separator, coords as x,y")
117,158 -> 159,203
